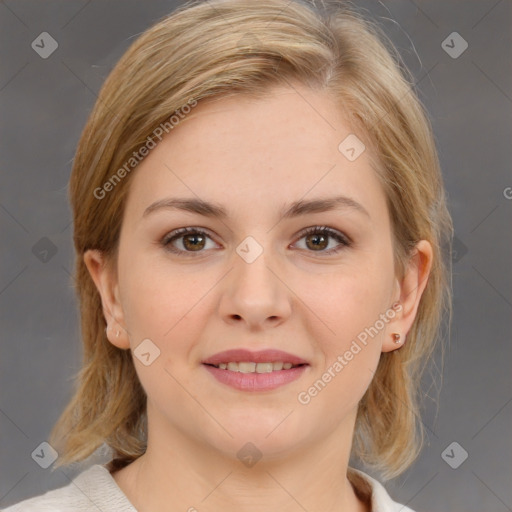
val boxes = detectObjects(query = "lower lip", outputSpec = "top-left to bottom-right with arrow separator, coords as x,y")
202,364 -> 308,391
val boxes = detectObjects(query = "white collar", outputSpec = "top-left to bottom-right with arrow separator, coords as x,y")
349,468 -> 416,512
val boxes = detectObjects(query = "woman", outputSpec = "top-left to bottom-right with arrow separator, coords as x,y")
4,0 -> 452,510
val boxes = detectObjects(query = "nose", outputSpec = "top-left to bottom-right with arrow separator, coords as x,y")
218,241 -> 292,330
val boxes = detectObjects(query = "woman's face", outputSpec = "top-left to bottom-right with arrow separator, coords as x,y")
87,83 -> 430,461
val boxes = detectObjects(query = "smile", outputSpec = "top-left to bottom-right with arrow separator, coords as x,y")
206,361 -> 304,373
202,362 -> 308,391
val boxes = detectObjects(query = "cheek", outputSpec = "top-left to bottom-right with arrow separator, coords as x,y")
302,255 -> 394,380
116,240 -> 201,341
121,266 -> 209,343
295,271 -> 392,417
309,266 -> 394,344
117,258 -> 215,401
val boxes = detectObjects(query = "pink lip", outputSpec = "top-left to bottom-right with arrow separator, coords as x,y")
202,348 -> 309,392
203,364 -> 308,391
202,348 -> 308,366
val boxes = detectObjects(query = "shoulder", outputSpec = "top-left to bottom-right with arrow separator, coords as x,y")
1,464 -> 137,512
348,468 -> 416,512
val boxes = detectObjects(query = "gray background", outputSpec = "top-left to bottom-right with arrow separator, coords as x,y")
1,1 -> 511,510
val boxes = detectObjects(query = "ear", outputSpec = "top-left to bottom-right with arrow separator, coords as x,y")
83,249 -> 130,350
382,240 -> 433,353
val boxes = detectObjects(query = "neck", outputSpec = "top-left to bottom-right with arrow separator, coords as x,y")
111,408 -> 369,512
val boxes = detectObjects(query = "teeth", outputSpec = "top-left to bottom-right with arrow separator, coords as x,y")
238,362 -> 256,373
212,361 -> 300,372
256,363 -> 273,373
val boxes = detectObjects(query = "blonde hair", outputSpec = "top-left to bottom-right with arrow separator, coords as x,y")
50,0 -> 453,480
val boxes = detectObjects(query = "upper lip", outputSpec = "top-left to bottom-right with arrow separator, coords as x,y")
202,349 -> 309,366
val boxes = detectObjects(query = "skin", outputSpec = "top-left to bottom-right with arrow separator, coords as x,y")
85,83 -> 432,512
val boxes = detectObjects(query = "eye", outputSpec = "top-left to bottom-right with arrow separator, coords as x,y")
292,226 -> 351,255
161,225 -> 351,257
161,227 -> 218,256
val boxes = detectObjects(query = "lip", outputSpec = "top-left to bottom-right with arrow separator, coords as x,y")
202,348 -> 308,366
203,364 -> 308,391
202,348 -> 309,392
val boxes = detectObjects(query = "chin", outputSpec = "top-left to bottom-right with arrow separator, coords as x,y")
207,409 -> 313,456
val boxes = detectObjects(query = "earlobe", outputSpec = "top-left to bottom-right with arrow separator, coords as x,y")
382,240 -> 433,353
83,250 -> 130,350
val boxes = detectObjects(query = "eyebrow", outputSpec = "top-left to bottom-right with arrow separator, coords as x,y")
142,195 -> 370,220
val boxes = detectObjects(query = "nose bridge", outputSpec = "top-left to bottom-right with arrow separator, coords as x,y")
233,236 -> 279,303
219,234 -> 291,327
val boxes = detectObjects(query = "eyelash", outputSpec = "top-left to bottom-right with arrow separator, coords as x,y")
161,226 -> 351,257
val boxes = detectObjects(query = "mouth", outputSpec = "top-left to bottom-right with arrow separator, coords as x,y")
203,361 -> 306,373
201,348 -> 309,391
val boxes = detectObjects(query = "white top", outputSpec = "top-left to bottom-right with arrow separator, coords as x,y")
1,464 -> 415,512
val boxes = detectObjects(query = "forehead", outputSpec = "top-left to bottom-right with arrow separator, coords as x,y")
123,84 -> 387,223
167,85 -> 364,167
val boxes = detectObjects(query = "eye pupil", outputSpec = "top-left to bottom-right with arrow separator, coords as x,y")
306,234 -> 328,251
183,234 -> 205,251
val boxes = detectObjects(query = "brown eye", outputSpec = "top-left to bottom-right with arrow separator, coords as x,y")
305,232 -> 329,251
182,233 -> 206,251
162,228 -> 217,256
294,226 -> 351,255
